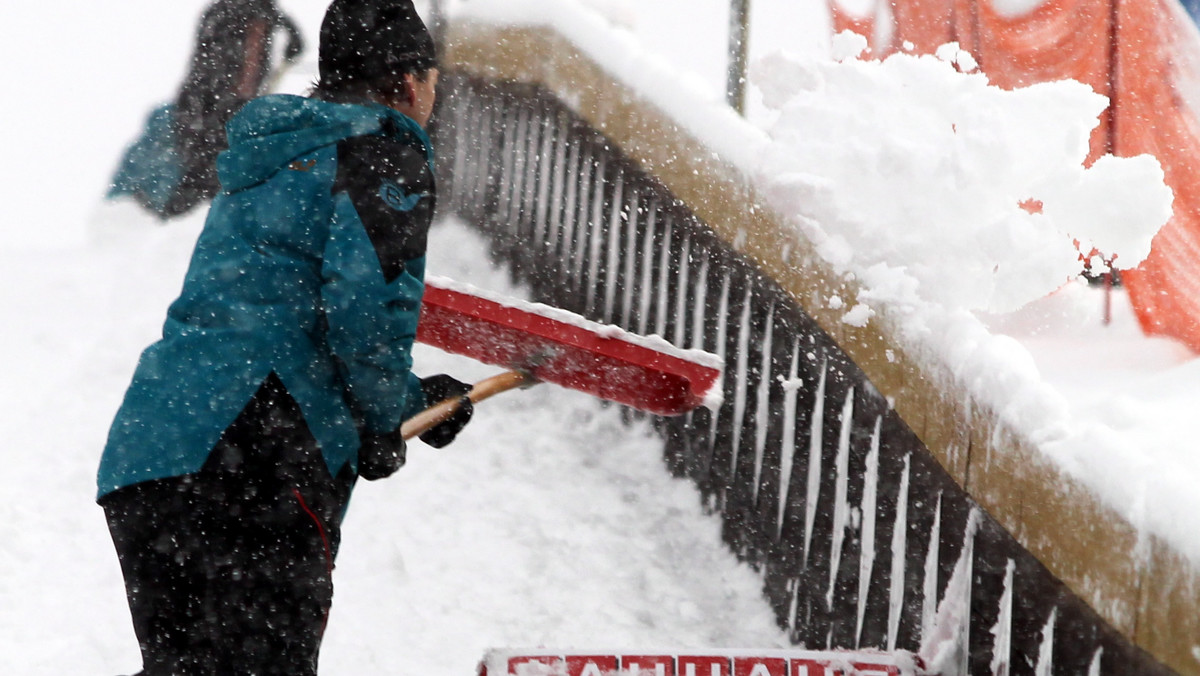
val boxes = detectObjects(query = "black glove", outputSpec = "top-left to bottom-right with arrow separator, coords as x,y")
357,428 -> 406,481
419,374 -> 474,448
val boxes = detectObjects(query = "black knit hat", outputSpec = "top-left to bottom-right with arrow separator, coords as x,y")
319,0 -> 437,86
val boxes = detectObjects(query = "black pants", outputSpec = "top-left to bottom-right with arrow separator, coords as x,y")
101,374 -> 353,676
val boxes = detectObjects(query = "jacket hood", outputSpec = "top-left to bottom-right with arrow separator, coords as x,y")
217,94 -> 433,192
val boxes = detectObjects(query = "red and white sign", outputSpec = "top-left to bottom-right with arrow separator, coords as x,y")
479,649 -> 924,676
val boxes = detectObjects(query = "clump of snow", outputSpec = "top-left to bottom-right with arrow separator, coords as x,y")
932,42 -> 978,72
830,30 -> 871,62
841,303 -> 875,327
752,42 -> 1173,315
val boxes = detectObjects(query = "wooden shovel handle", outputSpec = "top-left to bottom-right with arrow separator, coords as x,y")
400,370 -> 536,441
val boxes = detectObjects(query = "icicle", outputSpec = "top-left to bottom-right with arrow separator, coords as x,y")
776,340 -> 801,539
920,508 -> 980,676
802,362 -> 828,564
826,388 -> 855,608
886,453 -> 911,652
729,284 -> 754,474
751,302 -> 776,505
989,560 -> 1015,676
1033,608 -> 1057,676
787,577 -> 801,635
920,493 -> 943,643
855,416 -> 882,647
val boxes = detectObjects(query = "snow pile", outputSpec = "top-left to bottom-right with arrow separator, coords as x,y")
745,38 -> 1200,565
753,36 -> 1172,315
743,37 -> 1200,565
0,208 -> 790,674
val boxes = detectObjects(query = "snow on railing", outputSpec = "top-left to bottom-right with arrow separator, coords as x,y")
430,70 -> 1182,675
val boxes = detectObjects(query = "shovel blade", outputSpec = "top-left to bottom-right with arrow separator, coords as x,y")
416,277 -> 723,416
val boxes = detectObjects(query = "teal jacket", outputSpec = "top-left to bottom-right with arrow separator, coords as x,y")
98,94 -> 435,498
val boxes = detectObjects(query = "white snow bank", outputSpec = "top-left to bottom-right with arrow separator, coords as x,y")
747,40 -> 1200,566
753,38 -> 1172,314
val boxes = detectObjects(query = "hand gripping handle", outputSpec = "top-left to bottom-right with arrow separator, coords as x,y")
400,370 -> 537,441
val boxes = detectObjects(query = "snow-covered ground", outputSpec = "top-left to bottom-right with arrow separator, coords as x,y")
0,206 -> 790,673
3,0 -> 1200,672
0,1 -> 798,671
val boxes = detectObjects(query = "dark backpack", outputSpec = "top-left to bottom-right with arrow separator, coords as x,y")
109,0 -> 304,218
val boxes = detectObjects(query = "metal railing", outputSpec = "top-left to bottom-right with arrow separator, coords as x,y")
430,73 -> 1175,675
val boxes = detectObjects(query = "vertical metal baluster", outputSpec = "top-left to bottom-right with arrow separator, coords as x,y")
494,107 -> 519,229
654,216 -> 675,338
583,154 -> 608,315
569,145 -> 596,300
672,231 -> 692,349
556,133 -> 582,291
708,271 -> 732,450
602,168 -> 626,322
750,300 -> 775,505
542,110 -> 568,265
537,106 -> 564,268
636,200 -> 659,337
507,107 -> 529,232
620,189 -> 641,329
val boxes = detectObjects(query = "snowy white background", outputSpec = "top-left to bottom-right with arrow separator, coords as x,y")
2,0 -> 1198,673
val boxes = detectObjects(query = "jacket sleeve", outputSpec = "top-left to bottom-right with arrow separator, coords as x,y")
320,134 -> 437,435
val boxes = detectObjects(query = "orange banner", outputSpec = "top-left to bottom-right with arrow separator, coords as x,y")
1116,0 -> 1200,348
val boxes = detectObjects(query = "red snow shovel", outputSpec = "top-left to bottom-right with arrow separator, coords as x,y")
400,276 -> 724,440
